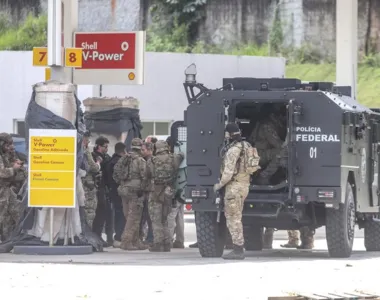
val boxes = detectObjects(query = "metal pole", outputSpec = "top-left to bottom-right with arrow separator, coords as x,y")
49,208 -> 54,247
336,0 -> 358,99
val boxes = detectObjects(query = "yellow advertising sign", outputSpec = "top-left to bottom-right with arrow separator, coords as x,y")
33,47 -> 48,66
65,48 -> 83,68
45,68 -> 51,81
28,129 -> 77,208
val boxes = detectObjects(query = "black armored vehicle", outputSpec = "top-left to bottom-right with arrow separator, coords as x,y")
171,64 -> 380,258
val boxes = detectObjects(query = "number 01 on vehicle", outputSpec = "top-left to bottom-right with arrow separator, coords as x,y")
64,48 -> 83,68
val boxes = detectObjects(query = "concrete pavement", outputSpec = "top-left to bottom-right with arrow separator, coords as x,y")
184,213 -> 366,241
0,214 -> 377,300
0,239 -> 380,300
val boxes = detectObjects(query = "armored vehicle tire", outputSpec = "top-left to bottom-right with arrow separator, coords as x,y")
243,226 -> 264,251
195,211 -> 227,257
364,217 -> 380,251
325,182 -> 355,258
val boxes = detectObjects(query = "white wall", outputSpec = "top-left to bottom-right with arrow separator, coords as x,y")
99,52 -> 286,122
0,51 -> 92,133
0,51 -> 285,133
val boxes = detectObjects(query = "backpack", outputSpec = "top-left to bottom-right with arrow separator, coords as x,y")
113,153 -> 133,184
152,153 -> 175,185
240,141 -> 261,174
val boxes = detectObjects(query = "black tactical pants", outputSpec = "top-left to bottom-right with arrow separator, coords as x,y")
110,189 -> 126,242
92,187 -> 114,241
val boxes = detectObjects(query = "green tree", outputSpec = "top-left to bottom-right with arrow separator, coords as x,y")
0,13 -> 47,50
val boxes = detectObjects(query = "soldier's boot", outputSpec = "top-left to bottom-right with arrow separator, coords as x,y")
281,231 -> 300,248
189,242 -> 198,248
135,241 -> 149,250
222,244 -> 245,260
149,242 -> 165,252
163,242 -> 171,252
281,239 -> 299,248
263,229 -> 274,249
120,242 -> 139,251
100,238 -> 109,248
113,240 -> 122,248
297,241 -> 314,250
120,235 -> 139,250
172,241 -> 185,249
297,227 -> 314,250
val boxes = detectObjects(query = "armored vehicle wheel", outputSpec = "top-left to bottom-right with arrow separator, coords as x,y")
243,226 -> 264,251
325,182 -> 355,258
195,211 -> 227,257
364,217 -> 380,251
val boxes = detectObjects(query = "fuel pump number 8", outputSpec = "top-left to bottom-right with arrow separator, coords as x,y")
309,147 -> 317,159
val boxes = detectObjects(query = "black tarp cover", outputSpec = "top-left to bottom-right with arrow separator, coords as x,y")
0,87 -> 103,253
84,107 -> 142,151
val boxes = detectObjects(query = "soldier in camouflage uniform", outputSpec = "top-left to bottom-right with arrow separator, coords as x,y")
249,104 -> 286,185
81,132 -> 101,231
281,228 -> 315,249
140,141 -> 154,245
147,140 -> 184,252
299,227 -> 315,249
113,138 -> 148,251
0,133 -> 25,241
213,123 -> 253,260
249,105 -> 287,248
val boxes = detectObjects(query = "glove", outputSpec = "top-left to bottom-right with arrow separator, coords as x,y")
213,183 -> 222,193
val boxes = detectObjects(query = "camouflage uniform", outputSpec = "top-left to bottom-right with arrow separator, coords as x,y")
249,113 -> 285,183
147,141 -> 184,252
0,134 -> 26,241
281,230 -> 300,248
113,138 -> 147,251
280,228 -> 314,249
214,129 -> 252,260
250,114 -> 286,248
81,149 -> 100,228
299,227 -> 314,249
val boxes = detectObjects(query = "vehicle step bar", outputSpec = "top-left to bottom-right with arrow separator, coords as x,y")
250,181 -> 288,191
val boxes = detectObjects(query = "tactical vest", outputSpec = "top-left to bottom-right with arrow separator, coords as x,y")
152,153 -> 175,185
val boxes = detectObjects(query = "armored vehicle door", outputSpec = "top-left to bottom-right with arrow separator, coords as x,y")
170,121 -> 187,204
368,118 -> 380,207
185,93 -> 226,188
288,95 -> 342,187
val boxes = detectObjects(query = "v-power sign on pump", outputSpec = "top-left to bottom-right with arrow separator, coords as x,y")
73,31 -> 145,85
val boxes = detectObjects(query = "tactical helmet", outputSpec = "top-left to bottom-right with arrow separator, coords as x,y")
225,123 -> 240,135
155,140 -> 169,153
131,138 -> 143,150
0,133 -> 13,153
0,133 -> 12,145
